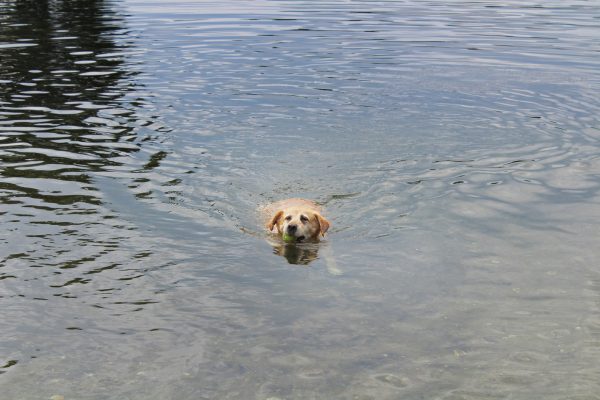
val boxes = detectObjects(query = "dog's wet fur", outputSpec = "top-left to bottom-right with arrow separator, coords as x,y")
264,198 -> 330,243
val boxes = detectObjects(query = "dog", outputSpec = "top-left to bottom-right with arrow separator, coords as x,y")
264,198 -> 330,242
262,199 -> 341,274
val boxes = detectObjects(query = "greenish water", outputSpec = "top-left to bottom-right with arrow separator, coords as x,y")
1,1 -> 600,398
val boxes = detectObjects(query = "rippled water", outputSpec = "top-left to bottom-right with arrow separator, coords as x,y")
2,0 -> 600,398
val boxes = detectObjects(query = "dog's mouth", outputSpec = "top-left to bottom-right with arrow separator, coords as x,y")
295,235 -> 306,242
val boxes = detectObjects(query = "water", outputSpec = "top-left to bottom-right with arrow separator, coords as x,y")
2,0 -> 600,398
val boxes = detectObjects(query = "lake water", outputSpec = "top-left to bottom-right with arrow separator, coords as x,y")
2,1 -> 600,398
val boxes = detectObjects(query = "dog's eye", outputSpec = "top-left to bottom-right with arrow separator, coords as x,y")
300,215 -> 309,223
285,215 -> 292,221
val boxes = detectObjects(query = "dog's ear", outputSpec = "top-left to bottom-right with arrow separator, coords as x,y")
315,213 -> 330,237
267,210 -> 284,232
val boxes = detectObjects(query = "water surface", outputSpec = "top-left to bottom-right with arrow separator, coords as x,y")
2,1 -> 600,398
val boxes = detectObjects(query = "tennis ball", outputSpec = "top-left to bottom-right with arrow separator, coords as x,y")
282,233 -> 295,243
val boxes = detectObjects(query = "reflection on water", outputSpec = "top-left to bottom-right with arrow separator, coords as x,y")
272,242 -> 319,266
2,0 -> 600,398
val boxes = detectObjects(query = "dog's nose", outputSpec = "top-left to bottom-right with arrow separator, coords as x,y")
287,224 -> 297,234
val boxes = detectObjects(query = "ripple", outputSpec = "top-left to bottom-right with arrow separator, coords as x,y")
0,43 -> 37,49
8,148 -> 99,161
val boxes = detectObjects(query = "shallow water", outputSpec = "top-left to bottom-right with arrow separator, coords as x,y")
2,0 -> 600,398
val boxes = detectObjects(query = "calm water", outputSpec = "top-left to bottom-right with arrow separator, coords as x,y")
2,0 -> 600,398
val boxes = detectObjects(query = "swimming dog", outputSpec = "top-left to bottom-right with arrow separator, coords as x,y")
264,198 -> 330,242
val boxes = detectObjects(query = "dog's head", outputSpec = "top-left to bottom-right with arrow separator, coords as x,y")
266,206 -> 330,242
